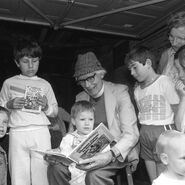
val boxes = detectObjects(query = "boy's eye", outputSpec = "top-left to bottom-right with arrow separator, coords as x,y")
32,59 -> 39,63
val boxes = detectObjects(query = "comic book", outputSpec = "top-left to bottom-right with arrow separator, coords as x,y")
22,86 -> 43,113
32,123 -> 115,165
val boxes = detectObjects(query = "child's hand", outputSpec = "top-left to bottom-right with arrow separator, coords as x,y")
37,95 -> 48,111
7,97 -> 25,109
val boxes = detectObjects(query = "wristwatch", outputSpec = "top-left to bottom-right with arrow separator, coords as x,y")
110,147 -> 120,162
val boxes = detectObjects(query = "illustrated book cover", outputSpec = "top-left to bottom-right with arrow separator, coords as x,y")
22,86 -> 43,113
32,123 -> 115,165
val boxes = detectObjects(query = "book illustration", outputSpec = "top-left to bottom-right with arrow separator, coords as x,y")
22,86 -> 43,113
32,123 -> 115,164
68,123 -> 115,163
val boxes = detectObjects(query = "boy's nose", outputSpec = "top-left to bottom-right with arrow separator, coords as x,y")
84,80 -> 91,88
130,69 -> 135,76
28,61 -> 33,68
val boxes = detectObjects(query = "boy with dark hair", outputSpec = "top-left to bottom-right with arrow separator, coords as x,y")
127,46 -> 179,183
0,37 -> 58,185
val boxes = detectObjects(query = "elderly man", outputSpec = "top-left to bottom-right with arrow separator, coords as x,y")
47,51 -> 139,185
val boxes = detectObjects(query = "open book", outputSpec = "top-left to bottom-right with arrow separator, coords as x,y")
32,123 -> 115,165
22,86 -> 43,113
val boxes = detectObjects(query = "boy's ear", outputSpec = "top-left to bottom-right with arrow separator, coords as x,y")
145,58 -> 152,67
71,118 -> 76,126
14,60 -> 20,67
160,153 -> 168,165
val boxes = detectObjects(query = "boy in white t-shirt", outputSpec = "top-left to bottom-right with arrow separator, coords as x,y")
126,46 -> 179,183
152,130 -> 185,185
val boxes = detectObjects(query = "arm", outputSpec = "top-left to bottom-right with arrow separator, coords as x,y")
174,81 -> 185,131
43,83 -> 58,117
113,86 -> 139,161
0,80 -> 25,110
157,50 -> 168,74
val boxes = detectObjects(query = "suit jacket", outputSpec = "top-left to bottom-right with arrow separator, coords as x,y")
76,81 -> 139,161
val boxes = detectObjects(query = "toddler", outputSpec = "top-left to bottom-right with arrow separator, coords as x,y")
153,130 -> 185,185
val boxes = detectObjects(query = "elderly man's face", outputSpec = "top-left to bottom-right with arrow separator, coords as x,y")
77,72 -> 103,97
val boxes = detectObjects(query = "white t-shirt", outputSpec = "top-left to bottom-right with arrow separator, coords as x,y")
134,75 -> 179,125
152,173 -> 185,185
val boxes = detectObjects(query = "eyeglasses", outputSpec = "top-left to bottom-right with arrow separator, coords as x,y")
77,74 -> 96,86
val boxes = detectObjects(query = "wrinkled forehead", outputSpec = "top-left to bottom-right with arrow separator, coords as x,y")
170,27 -> 185,37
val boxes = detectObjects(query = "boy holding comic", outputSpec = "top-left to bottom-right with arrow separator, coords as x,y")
0,37 -> 58,185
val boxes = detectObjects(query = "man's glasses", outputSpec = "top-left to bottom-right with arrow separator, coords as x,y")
77,73 -> 96,86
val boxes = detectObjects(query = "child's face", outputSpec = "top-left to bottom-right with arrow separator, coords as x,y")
166,137 -> 185,178
128,60 -> 149,82
15,56 -> 40,77
0,112 -> 8,138
72,110 -> 94,135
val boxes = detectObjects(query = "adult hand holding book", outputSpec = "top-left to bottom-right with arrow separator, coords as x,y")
77,150 -> 113,171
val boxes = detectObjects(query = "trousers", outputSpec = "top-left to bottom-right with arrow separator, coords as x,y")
47,159 -> 126,185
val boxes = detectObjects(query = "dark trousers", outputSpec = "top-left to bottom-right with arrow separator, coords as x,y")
47,160 -> 126,185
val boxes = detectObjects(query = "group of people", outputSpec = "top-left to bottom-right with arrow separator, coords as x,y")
0,10 -> 185,185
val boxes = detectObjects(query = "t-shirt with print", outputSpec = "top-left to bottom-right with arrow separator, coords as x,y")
134,75 -> 179,126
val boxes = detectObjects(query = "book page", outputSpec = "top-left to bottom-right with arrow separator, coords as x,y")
22,86 -> 43,113
31,149 -> 75,165
68,123 -> 115,163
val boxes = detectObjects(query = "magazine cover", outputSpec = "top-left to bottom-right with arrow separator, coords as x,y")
22,86 -> 43,113
32,123 -> 115,164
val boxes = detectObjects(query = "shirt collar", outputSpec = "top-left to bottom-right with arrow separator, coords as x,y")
92,83 -> 104,98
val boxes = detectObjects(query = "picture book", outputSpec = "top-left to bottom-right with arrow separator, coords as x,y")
32,123 -> 115,165
22,86 -> 43,113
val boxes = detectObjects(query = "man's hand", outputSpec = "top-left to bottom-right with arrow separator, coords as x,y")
7,97 -> 25,109
76,151 -> 112,171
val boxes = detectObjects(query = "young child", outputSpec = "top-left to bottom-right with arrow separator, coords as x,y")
0,106 -> 9,185
0,37 -> 58,185
126,46 -> 179,183
47,100 -> 95,185
152,130 -> 185,184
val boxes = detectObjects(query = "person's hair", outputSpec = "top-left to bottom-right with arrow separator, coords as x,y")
174,44 -> 185,60
13,37 -> 42,62
167,11 -> 185,33
155,130 -> 184,158
71,100 -> 95,119
0,106 -> 9,117
125,46 -> 156,68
